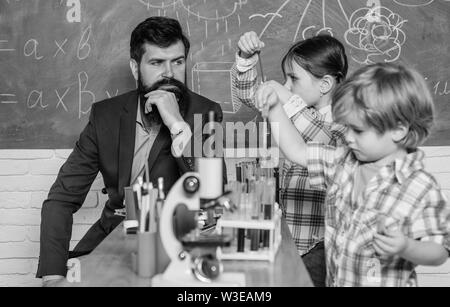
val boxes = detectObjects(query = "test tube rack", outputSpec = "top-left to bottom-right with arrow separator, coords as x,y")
215,204 -> 282,262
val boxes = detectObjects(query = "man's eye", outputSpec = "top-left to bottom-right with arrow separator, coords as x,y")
149,61 -> 161,66
174,59 -> 185,65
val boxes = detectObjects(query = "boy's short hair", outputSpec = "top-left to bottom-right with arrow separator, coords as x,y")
332,63 -> 434,150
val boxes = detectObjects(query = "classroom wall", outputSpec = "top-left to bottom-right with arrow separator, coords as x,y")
0,148 -> 449,287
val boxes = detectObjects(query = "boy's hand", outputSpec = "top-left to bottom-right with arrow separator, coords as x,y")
238,31 -> 265,59
373,228 -> 409,257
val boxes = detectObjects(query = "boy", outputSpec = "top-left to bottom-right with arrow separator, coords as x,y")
257,63 -> 449,286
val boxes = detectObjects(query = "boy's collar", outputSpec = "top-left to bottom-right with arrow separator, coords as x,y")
392,149 -> 425,184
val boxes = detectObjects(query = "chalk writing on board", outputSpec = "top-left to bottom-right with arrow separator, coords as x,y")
27,90 -> 46,109
55,88 -> 70,112
105,90 -> 120,99
0,94 -> 18,104
77,25 -> 92,60
434,81 -> 450,96
54,39 -> 68,57
23,39 -> 44,60
5,32 -> 93,61
0,40 -> 15,52
344,6 -> 407,65
78,71 -> 95,119
66,0 -> 81,23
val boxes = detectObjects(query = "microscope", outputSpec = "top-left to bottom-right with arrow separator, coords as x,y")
151,158 -> 246,287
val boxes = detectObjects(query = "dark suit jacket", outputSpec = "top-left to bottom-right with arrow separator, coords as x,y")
37,89 -> 225,278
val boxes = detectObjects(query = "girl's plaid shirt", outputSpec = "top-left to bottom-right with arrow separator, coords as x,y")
231,55 -> 346,254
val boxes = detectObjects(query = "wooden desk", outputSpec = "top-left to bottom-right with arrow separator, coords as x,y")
58,220 -> 313,287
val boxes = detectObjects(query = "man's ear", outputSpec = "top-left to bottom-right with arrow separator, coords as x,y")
129,59 -> 138,81
320,75 -> 335,96
391,123 -> 409,143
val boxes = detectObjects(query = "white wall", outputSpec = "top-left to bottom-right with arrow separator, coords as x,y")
0,147 -> 449,287
0,150 -> 107,286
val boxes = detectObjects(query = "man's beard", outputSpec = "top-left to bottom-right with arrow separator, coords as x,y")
137,72 -> 188,123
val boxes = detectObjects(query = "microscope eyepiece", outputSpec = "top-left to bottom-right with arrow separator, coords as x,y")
183,176 -> 200,194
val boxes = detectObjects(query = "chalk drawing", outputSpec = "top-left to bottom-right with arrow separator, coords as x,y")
293,0 -> 313,42
394,0 -> 434,7
192,62 -> 242,114
344,6 -> 407,64
137,0 -> 247,21
249,0 -> 290,38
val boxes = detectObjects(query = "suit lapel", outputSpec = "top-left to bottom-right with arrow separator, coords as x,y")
146,127 -> 170,174
118,92 -> 138,196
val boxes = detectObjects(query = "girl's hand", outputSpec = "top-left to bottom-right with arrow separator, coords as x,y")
261,80 -> 294,105
237,31 -> 265,59
373,228 -> 409,257
256,81 -> 281,112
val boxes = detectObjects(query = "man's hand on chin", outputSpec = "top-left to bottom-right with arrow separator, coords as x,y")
144,90 -> 183,129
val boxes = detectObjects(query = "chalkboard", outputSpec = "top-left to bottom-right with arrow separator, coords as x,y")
1,0 -> 449,148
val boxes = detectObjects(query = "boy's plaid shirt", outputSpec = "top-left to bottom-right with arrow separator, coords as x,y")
232,54 -> 346,255
307,143 -> 450,287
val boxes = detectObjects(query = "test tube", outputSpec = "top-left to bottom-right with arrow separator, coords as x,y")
248,180 -> 261,251
237,182 -> 248,252
274,167 -> 280,204
262,177 -> 275,247
236,162 -> 242,182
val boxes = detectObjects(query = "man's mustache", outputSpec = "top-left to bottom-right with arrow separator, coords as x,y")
138,77 -> 188,119
140,77 -> 187,102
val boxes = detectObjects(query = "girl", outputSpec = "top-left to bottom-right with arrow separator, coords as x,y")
232,32 -> 348,287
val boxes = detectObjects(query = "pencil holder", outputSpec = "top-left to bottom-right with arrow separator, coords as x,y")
124,186 -> 138,221
137,231 -> 156,278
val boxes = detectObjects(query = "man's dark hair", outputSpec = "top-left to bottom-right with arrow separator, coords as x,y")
130,16 -> 190,63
